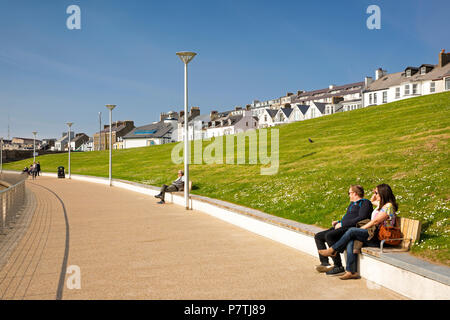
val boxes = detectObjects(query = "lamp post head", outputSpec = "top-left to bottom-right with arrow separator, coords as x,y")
32,131 -> 37,136
106,104 -> 116,111
66,122 -> 73,128
176,51 -> 197,64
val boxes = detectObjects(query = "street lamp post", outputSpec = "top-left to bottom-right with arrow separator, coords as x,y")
66,123 -> 73,179
98,112 -> 102,151
106,105 -> 116,186
32,131 -> 37,163
0,137 -> 3,175
176,51 -> 197,210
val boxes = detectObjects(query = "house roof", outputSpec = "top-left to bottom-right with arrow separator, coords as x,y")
292,82 -> 364,103
279,108 -> 293,118
312,102 -> 327,114
296,105 -> 310,115
123,121 -> 173,139
265,109 -> 278,119
365,63 -> 450,92
72,134 -> 89,143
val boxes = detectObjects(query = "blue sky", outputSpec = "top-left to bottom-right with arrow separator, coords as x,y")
0,0 -> 449,139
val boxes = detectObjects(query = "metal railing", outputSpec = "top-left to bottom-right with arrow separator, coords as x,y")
0,173 -> 27,235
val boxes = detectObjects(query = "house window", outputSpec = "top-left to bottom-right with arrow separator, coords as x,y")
446,78 -> 450,91
421,67 -> 426,75
412,84 -> 418,95
374,93 -> 377,104
430,82 -> 435,93
246,122 -> 248,127
311,108 -> 315,118
405,84 -> 410,95
369,94 -> 372,105
395,87 -> 400,99
264,115 -> 267,122
382,91 -> 387,103
406,69 -> 411,77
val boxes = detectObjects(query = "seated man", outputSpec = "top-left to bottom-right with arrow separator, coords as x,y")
314,185 -> 373,275
154,170 -> 185,204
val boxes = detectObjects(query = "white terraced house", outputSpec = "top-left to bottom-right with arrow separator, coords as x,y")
363,49 -> 450,108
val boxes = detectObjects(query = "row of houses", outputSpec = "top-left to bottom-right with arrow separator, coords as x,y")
9,49 -> 447,152
111,49 -> 450,149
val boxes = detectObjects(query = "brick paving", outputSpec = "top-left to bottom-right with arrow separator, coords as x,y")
0,176 -> 405,300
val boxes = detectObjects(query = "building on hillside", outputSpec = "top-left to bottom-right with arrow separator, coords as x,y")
258,109 -> 278,128
288,104 -> 310,122
291,82 -> 364,107
93,120 -> 135,151
122,118 -> 178,149
205,110 -> 258,138
70,133 -> 90,151
363,49 -> 450,107
79,137 -> 94,152
273,106 -> 293,125
177,107 -> 201,141
54,132 -> 75,151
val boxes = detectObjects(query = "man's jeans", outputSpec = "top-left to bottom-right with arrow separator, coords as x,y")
159,184 -> 178,201
331,227 -> 370,273
314,227 -> 349,267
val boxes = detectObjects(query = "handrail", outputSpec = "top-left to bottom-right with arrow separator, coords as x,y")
0,173 -> 27,234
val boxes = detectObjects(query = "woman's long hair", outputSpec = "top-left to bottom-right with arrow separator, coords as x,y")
376,184 -> 398,212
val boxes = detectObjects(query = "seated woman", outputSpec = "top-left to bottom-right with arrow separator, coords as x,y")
319,183 -> 398,280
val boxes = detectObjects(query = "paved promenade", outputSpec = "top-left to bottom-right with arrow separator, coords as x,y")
0,176 -> 405,299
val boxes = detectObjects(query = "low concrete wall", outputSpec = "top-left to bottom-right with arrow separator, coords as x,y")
7,170 -> 450,300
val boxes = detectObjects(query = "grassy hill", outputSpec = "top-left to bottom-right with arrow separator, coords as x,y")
5,92 -> 450,265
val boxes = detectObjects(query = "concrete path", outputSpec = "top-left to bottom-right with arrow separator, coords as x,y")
0,176 -> 405,300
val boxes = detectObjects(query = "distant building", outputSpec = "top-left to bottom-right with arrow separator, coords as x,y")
79,137 -> 94,152
122,118 -> 178,149
205,110 -> 258,138
54,132 -> 75,151
93,121 -> 135,151
363,49 -> 450,107
70,133 -> 90,151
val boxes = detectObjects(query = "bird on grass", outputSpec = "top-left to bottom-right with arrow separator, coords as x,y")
308,138 -> 314,143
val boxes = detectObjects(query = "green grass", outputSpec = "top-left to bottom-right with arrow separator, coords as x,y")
6,92 -> 450,265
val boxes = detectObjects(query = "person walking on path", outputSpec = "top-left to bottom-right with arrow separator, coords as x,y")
154,170 -> 185,204
314,185 -> 373,276
319,184 -> 399,280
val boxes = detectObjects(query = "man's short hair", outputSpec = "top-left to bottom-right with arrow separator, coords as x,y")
350,185 -> 364,198
178,170 -> 184,176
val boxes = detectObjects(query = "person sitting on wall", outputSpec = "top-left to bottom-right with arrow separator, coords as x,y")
154,170 -> 185,204
313,185 -> 373,276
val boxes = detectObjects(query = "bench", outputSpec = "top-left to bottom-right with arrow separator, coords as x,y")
361,217 -> 422,257
168,181 -> 193,201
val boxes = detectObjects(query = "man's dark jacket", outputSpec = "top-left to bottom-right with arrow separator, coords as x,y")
340,199 -> 373,228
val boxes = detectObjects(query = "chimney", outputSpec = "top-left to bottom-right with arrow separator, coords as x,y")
286,92 -> 293,96
297,90 -> 304,95
375,68 -> 386,80
331,96 -> 344,104
160,112 -> 168,121
179,110 -> 185,119
439,49 -> 450,67
210,110 -> 218,120
189,106 -> 200,119
365,76 -> 374,87
329,84 -> 335,90
245,104 -> 251,110
235,106 -> 242,111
